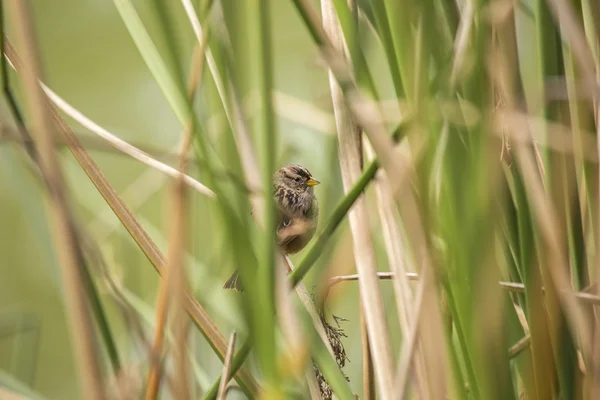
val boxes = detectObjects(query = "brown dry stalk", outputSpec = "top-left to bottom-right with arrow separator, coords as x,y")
395,266 -> 428,397
509,335 -> 531,358
167,176 -> 192,400
512,106 -> 592,364
327,272 -> 600,305
365,140 -> 428,397
4,36 -> 260,397
145,30 -> 210,400
216,332 -> 237,400
320,0 -> 394,398
0,387 -> 33,400
360,309 -> 375,400
145,273 -> 171,400
6,1 -> 105,399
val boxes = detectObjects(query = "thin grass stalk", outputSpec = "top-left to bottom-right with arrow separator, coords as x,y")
561,0 -> 597,292
145,33 -> 209,400
327,271 -> 600,305
594,0 -> 600,388
0,4 -> 33,160
274,258 -> 312,389
364,142 -> 412,362
545,0 -> 596,85
596,106 -> 600,397
168,27 -> 211,396
201,341 -> 252,400
167,174 -> 192,400
41,87 -> 215,199
379,0 -> 415,100
395,265 -> 428,399
493,12 -> 539,398
216,333 -> 237,400
396,193 -> 448,399
562,14 -> 594,394
359,310 -> 375,400
515,142 -> 592,357
367,0 -> 404,98
4,39 -> 260,397
78,259 -> 121,374
166,25 -> 213,399
145,257 -> 171,400
6,1 -> 105,399
254,0 -> 279,388
365,141 -> 427,397
158,90 -> 195,400
322,1 -> 395,398
531,3 -> 588,395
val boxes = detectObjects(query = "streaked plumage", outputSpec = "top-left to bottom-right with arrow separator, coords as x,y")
224,164 -> 320,290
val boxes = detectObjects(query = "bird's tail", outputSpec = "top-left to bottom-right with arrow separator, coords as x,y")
223,270 -> 243,291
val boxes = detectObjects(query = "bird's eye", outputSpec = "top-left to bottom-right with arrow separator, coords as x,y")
294,177 -> 302,182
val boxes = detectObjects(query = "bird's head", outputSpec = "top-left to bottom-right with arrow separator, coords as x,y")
274,164 -> 320,192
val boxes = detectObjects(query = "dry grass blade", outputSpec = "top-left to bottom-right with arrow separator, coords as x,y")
328,271 -> 600,306
321,0 -> 395,398
0,387 -> 35,400
360,309 -> 375,400
515,144 -> 592,356
365,143 -> 413,334
276,256 -> 311,381
41,86 -> 215,199
216,332 -> 237,400
395,266 -> 428,399
145,276 -> 170,400
167,166 -> 192,400
365,141 -> 427,397
509,334 -> 531,358
544,0 -> 597,85
493,109 -> 598,162
6,1 -> 105,399
86,140 -> 184,242
145,16 -> 209,400
4,38 -> 260,397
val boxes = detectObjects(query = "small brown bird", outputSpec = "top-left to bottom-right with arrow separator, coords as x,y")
223,164 -> 320,290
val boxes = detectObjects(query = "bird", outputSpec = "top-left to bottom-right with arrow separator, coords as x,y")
223,164 -> 320,290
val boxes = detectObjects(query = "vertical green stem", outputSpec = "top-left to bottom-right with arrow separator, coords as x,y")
256,0 -> 278,388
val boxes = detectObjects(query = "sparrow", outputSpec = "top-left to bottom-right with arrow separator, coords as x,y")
223,164 -> 320,290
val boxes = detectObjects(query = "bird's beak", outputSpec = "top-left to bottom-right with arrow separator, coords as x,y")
306,178 -> 320,187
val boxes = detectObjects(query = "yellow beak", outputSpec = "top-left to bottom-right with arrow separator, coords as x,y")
306,178 -> 320,187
